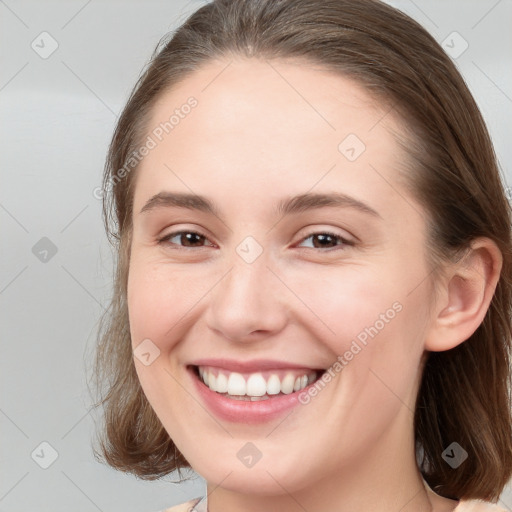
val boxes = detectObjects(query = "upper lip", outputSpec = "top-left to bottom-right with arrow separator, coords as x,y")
189,358 -> 325,373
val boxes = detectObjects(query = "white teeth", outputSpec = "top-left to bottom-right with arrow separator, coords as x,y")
227,372 -> 246,395
266,374 -> 281,395
280,373 -> 296,394
209,373 -> 217,392
216,373 -> 228,393
246,373 -> 267,397
198,366 -> 318,397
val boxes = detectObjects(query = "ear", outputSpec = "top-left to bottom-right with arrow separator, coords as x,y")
424,237 -> 503,352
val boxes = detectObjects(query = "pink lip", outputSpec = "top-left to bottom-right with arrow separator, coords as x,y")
189,358 -> 322,373
187,364 -> 323,424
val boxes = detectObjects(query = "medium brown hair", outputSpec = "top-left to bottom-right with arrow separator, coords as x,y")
89,0 -> 512,500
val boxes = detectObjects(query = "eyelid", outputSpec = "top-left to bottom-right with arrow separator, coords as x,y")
294,230 -> 355,250
157,229 -> 216,249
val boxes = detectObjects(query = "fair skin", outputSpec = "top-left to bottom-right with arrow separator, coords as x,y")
127,58 -> 502,512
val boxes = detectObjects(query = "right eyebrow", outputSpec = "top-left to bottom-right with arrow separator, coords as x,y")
140,192 -> 220,217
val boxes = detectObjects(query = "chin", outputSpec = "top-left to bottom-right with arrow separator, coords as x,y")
195,456 -> 314,497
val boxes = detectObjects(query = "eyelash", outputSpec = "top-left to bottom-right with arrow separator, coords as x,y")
157,229 -> 355,251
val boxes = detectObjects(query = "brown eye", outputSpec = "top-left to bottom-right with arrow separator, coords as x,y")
297,231 -> 354,250
158,231 -> 214,249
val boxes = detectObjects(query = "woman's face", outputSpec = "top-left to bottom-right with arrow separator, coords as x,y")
127,58 -> 435,495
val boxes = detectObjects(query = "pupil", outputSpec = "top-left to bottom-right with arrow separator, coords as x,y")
315,234 -> 335,248
184,233 -> 203,246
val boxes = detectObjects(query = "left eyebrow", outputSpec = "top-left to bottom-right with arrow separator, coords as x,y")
276,191 -> 382,219
139,191 -> 382,220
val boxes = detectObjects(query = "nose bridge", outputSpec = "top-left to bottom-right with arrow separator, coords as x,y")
206,236 -> 287,340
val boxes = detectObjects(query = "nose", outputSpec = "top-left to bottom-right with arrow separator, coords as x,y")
205,247 -> 289,342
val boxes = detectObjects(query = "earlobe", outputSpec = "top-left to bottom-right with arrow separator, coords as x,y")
424,238 -> 503,352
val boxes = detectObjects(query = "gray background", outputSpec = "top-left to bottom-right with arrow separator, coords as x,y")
1,1 -> 511,511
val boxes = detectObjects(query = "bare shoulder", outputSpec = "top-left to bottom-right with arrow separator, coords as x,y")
159,497 -> 203,512
454,499 -> 508,512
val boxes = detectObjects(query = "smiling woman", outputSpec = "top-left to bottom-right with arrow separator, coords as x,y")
89,1 -> 512,511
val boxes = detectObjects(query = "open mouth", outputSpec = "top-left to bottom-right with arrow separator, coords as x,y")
189,364 -> 326,401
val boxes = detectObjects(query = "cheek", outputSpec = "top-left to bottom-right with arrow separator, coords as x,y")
126,260 -> 197,416
127,267 -> 164,349
285,265 -> 402,343
287,260 -> 429,375
127,258 -> 215,351
128,268 -> 174,349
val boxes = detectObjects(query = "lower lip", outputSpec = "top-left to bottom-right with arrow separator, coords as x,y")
188,366 -> 321,424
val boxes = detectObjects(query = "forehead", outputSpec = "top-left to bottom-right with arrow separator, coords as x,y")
133,57 -> 416,222
148,57 -> 390,142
